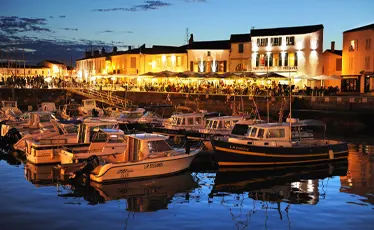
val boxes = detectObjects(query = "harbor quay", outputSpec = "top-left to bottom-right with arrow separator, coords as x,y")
0,87 -> 373,136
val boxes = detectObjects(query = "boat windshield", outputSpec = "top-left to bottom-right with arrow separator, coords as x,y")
148,140 -> 172,153
231,124 -> 250,136
206,120 -> 213,129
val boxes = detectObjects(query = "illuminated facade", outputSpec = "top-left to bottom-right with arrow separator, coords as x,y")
76,45 -> 188,81
321,41 -> 342,88
229,33 -> 252,72
187,35 -> 230,73
0,59 -> 67,78
250,24 -> 324,81
342,23 -> 374,93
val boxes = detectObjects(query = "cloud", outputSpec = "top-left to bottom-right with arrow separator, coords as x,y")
96,30 -> 133,34
184,0 -> 206,2
92,1 -> 171,12
59,28 -> 78,31
0,33 -> 133,64
0,16 -> 51,34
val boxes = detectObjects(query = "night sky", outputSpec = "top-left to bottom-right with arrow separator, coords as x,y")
1,0 -> 373,65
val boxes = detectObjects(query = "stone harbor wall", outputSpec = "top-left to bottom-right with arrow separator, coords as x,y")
0,88 -> 373,136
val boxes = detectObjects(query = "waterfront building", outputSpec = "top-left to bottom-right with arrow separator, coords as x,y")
0,60 -> 67,78
321,41 -> 342,88
229,33 -> 252,72
76,45 -> 188,84
250,24 -> 324,86
342,23 -> 374,93
187,34 -> 230,73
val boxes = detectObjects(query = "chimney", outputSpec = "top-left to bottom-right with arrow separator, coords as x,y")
128,46 -> 132,51
113,46 -> 118,53
189,34 -> 194,45
331,41 -> 335,52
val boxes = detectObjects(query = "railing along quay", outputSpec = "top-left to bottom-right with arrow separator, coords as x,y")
65,83 -> 136,109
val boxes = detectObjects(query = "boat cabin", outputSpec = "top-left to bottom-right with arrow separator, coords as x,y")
88,128 -> 126,153
125,134 -> 173,162
38,102 -> 56,112
229,119 -> 326,145
77,117 -> 119,143
1,100 -> 18,111
61,104 -> 80,118
82,99 -> 98,109
200,116 -> 249,134
79,99 -> 104,116
164,113 -> 205,130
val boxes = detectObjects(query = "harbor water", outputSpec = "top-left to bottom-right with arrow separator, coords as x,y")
0,141 -> 373,230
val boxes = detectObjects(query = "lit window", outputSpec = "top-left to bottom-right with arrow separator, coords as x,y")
259,54 -> 265,66
289,53 -> 295,67
257,38 -> 268,47
286,36 -> 295,46
349,40 -> 356,52
273,53 -> 279,67
271,37 -> 282,46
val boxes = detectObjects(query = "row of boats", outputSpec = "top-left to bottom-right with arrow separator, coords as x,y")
0,98 -> 349,184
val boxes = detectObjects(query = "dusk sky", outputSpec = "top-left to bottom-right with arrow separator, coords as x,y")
1,0 -> 373,65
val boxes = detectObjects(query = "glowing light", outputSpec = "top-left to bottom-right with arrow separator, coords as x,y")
198,56 -> 205,72
296,40 -> 303,51
311,40 -> 317,50
151,61 -> 156,69
162,55 -> 166,63
52,65 -> 59,73
78,70 -> 82,79
211,56 -> 217,72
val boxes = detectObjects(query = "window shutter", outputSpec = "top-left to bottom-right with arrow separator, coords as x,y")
269,53 -> 273,66
190,61 -> 193,71
279,37 -> 282,46
294,52 -> 298,66
284,53 -> 289,66
278,53 -> 282,66
256,54 -> 259,67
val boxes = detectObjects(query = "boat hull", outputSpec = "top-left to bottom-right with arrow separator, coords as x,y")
26,143 -> 91,165
90,151 -> 198,183
211,139 -> 349,166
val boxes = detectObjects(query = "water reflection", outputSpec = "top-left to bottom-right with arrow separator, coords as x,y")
23,162 -> 199,212
340,143 -> 374,205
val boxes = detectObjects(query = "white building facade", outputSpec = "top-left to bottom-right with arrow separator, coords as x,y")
250,25 -> 324,84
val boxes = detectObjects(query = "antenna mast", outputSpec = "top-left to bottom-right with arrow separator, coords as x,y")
185,27 -> 189,44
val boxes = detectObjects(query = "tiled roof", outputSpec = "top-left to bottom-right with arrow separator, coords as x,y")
251,24 -> 324,37
325,49 -> 342,56
230,33 -> 251,43
187,40 -> 230,50
343,23 -> 374,33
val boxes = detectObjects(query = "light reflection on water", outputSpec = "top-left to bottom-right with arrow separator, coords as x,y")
0,142 -> 373,230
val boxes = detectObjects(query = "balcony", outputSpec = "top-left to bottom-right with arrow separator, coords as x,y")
252,66 -> 298,72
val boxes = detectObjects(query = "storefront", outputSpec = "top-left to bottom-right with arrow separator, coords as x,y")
341,75 -> 361,92
364,73 -> 374,93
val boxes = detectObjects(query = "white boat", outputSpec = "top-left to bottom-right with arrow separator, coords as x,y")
63,134 -> 200,183
190,115 -> 260,150
211,118 -> 349,166
152,112 -> 223,138
60,103 -> 80,120
1,111 -> 55,145
13,119 -> 77,152
59,128 -> 127,165
25,117 -> 119,164
0,100 -> 22,121
78,99 -> 104,117
37,102 -> 57,113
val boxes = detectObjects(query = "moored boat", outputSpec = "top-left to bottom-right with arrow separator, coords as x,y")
78,99 -> 104,117
63,133 -> 200,183
25,117 -> 119,164
211,119 -> 349,166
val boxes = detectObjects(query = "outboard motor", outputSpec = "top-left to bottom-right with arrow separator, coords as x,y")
4,128 -> 22,146
70,155 -> 100,183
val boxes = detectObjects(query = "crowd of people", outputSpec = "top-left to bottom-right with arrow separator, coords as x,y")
1,75 -> 75,89
1,75 -> 340,96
